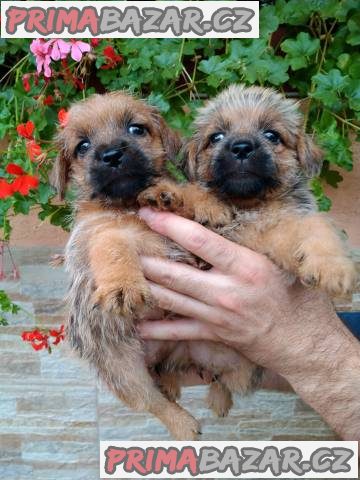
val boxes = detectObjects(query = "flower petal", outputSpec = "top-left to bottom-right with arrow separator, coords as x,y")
6,163 -> 25,176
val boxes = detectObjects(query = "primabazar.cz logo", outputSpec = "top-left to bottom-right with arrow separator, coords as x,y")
1,1 -> 259,39
100,441 -> 359,479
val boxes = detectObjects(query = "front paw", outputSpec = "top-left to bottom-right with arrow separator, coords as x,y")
194,203 -> 233,228
92,279 -> 153,317
138,185 -> 183,212
298,254 -> 358,296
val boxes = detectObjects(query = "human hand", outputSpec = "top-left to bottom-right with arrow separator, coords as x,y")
138,208 -> 360,440
138,208 -> 346,376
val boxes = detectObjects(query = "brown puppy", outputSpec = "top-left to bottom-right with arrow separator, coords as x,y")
139,85 -> 358,411
140,84 -> 357,296
55,92 -> 201,439
56,91 -> 255,440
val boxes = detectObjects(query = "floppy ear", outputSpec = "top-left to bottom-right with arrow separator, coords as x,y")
181,139 -> 198,181
155,116 -> 182,162
51,132 -> 72,200
297,132 -> 323,178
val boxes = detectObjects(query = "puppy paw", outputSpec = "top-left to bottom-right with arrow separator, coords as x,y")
138,184 -> 183,212
298,254 -> 358,296
170,412 -> 201,440
92,279 -> 153,317
207,382 -> 233,418
194,203 -> 233,228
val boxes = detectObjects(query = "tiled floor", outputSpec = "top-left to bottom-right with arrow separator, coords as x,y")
1,247 -> 355,480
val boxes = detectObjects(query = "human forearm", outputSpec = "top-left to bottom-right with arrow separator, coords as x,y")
286,316 -> 360,441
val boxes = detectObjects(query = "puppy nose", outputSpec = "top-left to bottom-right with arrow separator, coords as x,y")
101,147 -> 124,167
231,140 -> 254,159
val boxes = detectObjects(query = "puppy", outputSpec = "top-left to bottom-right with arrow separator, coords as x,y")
56,91 -> 259,439
55,92 -> 198,439
139,84 -> 358,410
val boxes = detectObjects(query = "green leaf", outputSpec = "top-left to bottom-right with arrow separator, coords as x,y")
147,93 -> 170,113
198,57 -> 234,88
345,79 -> 360,111
346,13 -> 360,46
38,183 -> 56,204
0,290 -> 19,324
13,195 -> 32,215
336,53 -> 350,71
317,121 -> 353,171
312,69 -> 349,110
320,161 -> 343,188
282,32 -> 320,71
259,5 -> 279,38
245,55 -> 289,85
275,0 -> 311,24
229,39 -> 267,62
310,178 -> 332,211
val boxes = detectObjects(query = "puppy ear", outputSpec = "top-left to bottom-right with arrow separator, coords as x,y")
297,133 -> 323,177
156,116 -> 182,162
181,139 -> 198,181
51,132 -> 72,200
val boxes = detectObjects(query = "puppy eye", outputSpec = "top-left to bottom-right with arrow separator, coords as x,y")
263,130 -> 281,144
209,132 -> 225,144
75,139 -> 91,155
128,124 -> 146,136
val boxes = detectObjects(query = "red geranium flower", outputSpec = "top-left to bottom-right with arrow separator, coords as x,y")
0,179 -> 13,199
21,329 -> 49,351
101,45 -> 122,70
49,324 -> 65,345
12,174 -> 39,195
58,108 -> 69,127
6,163 -> 24,175
16,121 -> 35,140
90,38 -> 100,47
26,140 -> 42,162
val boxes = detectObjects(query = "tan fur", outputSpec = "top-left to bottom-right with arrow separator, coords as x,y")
58,92 -> 204,439
140,85 -> 358,416
58,91 -> 257,440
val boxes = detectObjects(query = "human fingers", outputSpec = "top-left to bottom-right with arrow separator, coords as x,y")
141,256 -> 228,306
148,281 -> 238,327
139,208 -> 263,278
138,318 -> 216,341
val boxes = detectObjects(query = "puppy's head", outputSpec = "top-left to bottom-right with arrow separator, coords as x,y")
185,85 -> 323,203
54,92 -> 180,202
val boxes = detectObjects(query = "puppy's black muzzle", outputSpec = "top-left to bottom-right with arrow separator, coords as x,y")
208,137 -> 280,199
90,141 -> 158,201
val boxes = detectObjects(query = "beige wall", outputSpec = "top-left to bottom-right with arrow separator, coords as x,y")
8,143 -> 360,248
324,141 -> 360,248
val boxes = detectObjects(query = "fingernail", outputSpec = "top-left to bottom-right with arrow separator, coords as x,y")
138,207 -> 156,223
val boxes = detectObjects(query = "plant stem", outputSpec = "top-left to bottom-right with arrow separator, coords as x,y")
325,110 -> 360,131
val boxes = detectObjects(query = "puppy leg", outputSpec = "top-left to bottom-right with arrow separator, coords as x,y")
261,214 -> 357,296
138,181 -> 233,227
89,228 -> 153,316
95,341 -> 200,440
158,372 -> 181,402
207,381 -> 233,417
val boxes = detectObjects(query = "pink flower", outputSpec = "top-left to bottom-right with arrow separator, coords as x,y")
50,39 -> 71,61
69,40 -> 91,62
30,39 -> 53,78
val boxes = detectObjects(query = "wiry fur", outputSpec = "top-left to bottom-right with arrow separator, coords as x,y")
57,91 -> 257,440
139,85 -> 358,415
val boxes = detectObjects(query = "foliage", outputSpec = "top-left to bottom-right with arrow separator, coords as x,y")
0,289 -> 20,325
0,1 -> 359,319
